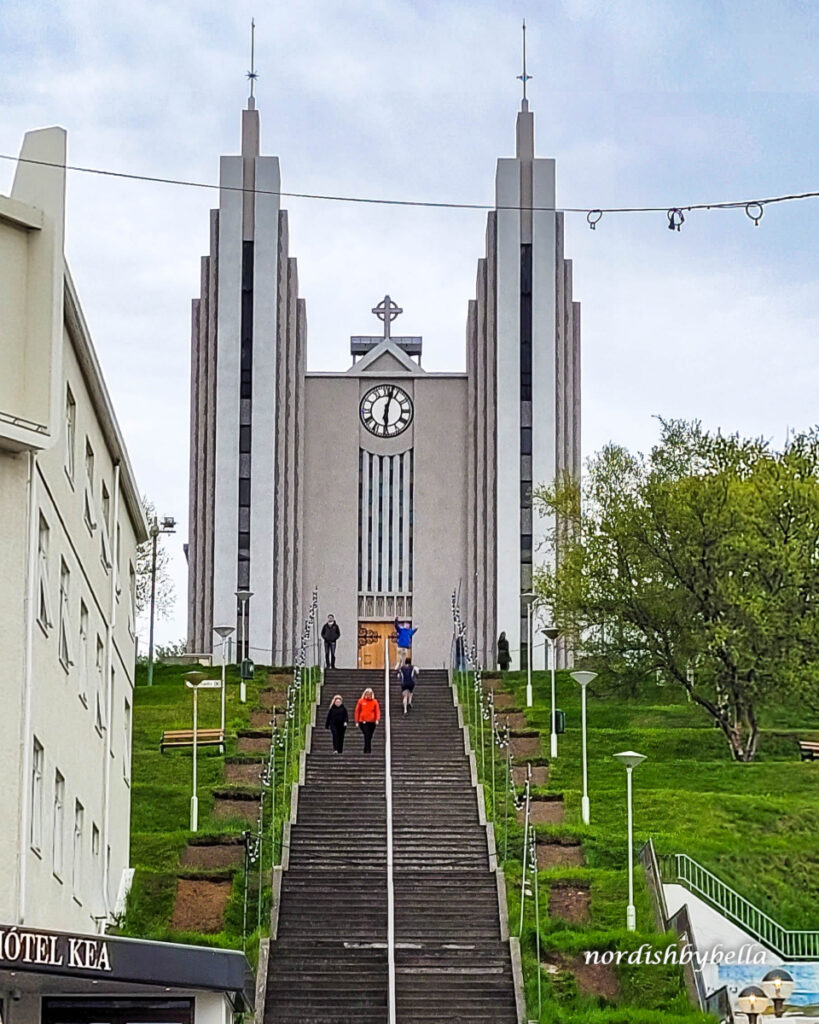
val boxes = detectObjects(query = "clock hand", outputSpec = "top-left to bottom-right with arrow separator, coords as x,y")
382,387 -> 393,427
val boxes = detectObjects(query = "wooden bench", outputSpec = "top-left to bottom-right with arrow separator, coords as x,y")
160,728 -> 225,753
797,740 -> 819,761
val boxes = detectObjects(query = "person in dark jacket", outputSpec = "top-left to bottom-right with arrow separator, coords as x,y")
321,615 -> 341,669
325,694 -> 348,754
498,632 -> 511,673
397,658 -> 419,715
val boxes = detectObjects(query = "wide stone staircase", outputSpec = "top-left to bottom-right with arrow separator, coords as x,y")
392,668 -> 517,1022
263,667 -> 518,1023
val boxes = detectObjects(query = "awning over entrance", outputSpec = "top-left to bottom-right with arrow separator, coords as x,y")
0,923 -> 253,1022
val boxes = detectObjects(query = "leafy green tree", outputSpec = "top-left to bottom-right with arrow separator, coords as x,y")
535,420 -> 819,761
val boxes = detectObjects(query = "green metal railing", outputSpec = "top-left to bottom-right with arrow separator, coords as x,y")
661,851 -> 819,960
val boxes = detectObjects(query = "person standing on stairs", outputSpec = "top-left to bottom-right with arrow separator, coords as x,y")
325,694 -> 348,754
354,687 -> 381,754
398,658 -> 418,714
497,632 -> 511,673
321,614 -> 341,669
394,617 -> 418,670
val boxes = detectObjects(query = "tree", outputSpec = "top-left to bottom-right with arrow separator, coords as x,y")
535,420 -> 819,762
136,497 -> 175,620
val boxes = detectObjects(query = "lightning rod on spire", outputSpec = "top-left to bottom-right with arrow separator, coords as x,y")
517,19 -> 532,110
246,18 -> 259,108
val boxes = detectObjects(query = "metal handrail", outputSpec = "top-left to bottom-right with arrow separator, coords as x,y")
667,852 -> 819,960
384,638 -> 396,1024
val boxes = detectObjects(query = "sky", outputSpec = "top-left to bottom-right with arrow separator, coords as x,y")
2,0 -> 818,647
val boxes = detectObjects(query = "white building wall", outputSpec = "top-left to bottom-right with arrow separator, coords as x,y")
0,128 -> 144,934
212,156 -> 244,635
494,159 -> 522,668
249,155 -> 281,660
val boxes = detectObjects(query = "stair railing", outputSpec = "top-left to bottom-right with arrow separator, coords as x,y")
663,851 -> 819,960
384,637 -> 397,1024
242,588 -> 320,951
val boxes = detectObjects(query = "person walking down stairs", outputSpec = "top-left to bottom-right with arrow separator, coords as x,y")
321,614 -> 341,669
355,687 -> 381,753
398,659 -> 418,714
324,694 -> 348,754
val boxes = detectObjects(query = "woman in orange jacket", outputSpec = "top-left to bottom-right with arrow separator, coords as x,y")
354,688 -> 381,754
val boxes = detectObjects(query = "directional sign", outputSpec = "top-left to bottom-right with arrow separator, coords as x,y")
185,679 -> 222,690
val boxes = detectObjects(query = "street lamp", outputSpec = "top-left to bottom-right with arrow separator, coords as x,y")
521,591 -> 538,708
235,589 -> 254,663
213,625 -> 235,737
761,969 -> 794,1017
571,670 -> 597,824
613,749 -> 646,931
146,515 -> 176,687
184,671 -> 219,832
542,627 -> 559,758
737,986 -> 770,1024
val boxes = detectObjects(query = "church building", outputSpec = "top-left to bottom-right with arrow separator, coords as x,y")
187,82 -> 581,672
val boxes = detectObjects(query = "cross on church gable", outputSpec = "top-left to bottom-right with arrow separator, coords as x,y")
350,294 -> 423,366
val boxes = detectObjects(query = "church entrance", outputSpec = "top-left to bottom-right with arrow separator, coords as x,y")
357,621 -> 398,669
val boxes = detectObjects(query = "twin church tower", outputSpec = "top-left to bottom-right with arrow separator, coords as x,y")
186,74 -> 581,672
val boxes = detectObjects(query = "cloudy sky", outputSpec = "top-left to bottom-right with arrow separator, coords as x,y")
2,0 -> 818,646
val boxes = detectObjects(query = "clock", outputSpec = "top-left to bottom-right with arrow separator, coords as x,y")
360,384 -> 413,438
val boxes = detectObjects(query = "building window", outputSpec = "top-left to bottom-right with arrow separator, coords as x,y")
53,770 -> 65,878
58,558 -> 73,670
123,698 -> 132,782
95,636 -> 106,733
101,482 -> 110,533
83,440 -> 97,532
78,601 -> 89,705
65,386 -> 76,482
37,513 -> 53,631
31,739 -> 44,853
128,562 -> 136,639
72,800 -> 84,900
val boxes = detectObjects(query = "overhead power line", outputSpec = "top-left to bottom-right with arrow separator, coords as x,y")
2,151 -> 818,229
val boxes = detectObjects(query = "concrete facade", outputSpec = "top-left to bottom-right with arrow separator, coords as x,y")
0,128 -> 148,933
187,98 -> 580,672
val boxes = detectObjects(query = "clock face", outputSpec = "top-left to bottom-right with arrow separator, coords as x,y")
360,384 -> 413,438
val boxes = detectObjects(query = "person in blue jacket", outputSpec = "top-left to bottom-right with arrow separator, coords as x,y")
394,618 -> 417,670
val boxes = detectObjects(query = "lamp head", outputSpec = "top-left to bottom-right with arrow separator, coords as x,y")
737,986 -> 770,1016
761,969 -> 794,1003
571,670 -> 597,688
184,670 -> 206,690
161,516 -> 176,531
213,625 -> 235,639
613,750 -> 647,770
542,626 -> 559,641
235,589 -> 254,600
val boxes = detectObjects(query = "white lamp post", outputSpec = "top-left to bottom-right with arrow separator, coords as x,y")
521,592 -> 537,708
543,627 -> 559,758
613,749 -> 646,931
185,672 -> 222,833
213,625 -> 235,738
571,670 -> 597,824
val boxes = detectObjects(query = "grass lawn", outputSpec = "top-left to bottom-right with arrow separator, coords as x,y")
487,667 -> 819,1022
120,660 -> 280,953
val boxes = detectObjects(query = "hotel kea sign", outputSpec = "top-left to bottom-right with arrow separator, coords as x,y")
0,925 -> 111,974
0,921 -> 251,998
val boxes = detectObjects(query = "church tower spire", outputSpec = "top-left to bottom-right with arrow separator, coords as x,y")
515,20 -> 534,162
